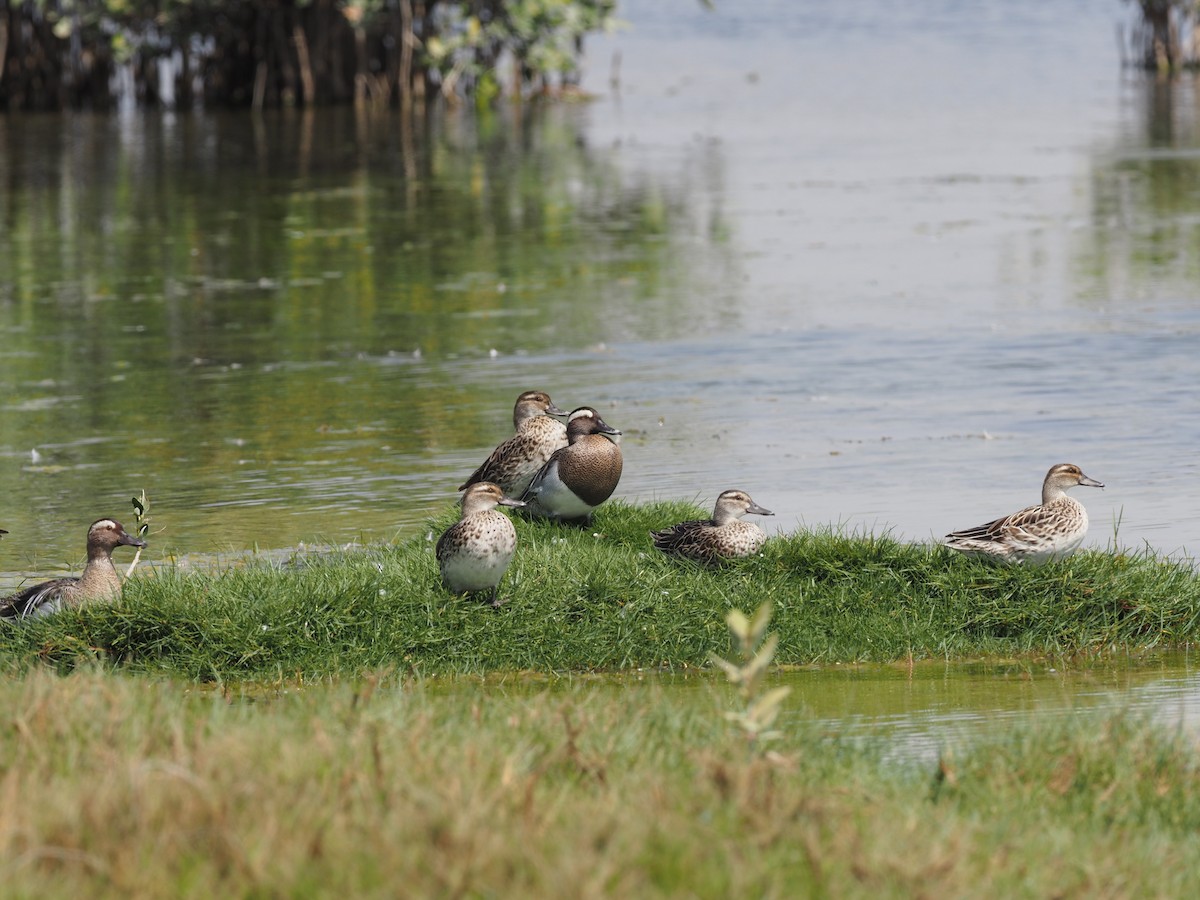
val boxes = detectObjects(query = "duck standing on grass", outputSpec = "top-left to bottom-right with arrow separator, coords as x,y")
0,518 -> 147,621
520,406 -> 623,525
437,482 -> 525,607
652,490 -> 775,562
944,463 -> 1105,563
459,390 -> 568,498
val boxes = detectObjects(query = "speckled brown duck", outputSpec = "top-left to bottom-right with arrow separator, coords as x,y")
520,406 -> 622,524
944,463 -> 1104,563
459,390 -> 569,498
0,518 -> 147,621
652,490 -> 774,562
437,482 -> 525,607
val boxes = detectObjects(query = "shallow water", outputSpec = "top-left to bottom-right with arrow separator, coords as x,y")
782,651 -> 1200,763
466,651 -> 1200,764
2,0 -> 1200,575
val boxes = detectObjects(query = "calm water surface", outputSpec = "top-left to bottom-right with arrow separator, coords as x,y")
474,651 -> 1200,764
781,651 -> 1200,763
4,0 -> 1200,744
2,2 -> 1199,567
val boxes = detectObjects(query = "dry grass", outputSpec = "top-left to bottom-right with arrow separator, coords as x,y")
2,668 -> 1200,896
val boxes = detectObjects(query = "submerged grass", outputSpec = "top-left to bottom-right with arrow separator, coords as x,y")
2,499 -> 1199,680
1,668 -> 1200,897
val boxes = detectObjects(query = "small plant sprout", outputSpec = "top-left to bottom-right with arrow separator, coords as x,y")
710,601 -> 791,751
124,491 -> 151,580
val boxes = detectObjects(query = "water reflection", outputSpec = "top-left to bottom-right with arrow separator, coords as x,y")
0,103 -> 736,573
3,0 -> 1200,578
463,652 -> 1200,766
1082,73 -> 1200,304
783,652 -> 1200,764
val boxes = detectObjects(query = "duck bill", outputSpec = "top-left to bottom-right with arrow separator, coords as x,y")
1079,476 -> 1104,489
594,418 -> 622,440
747,503 -> 774,516
545,404 -> 568,417
119,531 -> 148,549
498,497 -> 526,509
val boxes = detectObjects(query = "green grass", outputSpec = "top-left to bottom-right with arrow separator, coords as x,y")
1,669 -> 1199,897
2,499 -> 1199,680
4,501 -> 1200,896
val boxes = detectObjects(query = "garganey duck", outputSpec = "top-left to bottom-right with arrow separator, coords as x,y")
459,390 -> 568,498
520,406 -> 622,524
944,463 -> 1104,563
652,490 -> 774,562
437,482 -> 525,607
0,518 -> 147,621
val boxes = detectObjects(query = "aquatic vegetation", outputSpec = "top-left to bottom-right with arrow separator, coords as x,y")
123,492 -> 153,581
710,602 -> 790,752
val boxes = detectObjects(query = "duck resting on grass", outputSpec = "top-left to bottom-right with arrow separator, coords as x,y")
437,482 -> 525,607
944,463 -> 1104,563
652,490 -> 775,562
459,390 -> 568,498
520,406 -> 622,525
0,518 -> 147,621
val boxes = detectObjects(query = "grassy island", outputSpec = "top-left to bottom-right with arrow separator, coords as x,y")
2,499 -> 1196,680
3,500 -> 1200,895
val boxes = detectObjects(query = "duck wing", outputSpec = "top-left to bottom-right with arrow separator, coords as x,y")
651,520 -> 719,560
519,445 -> 566,502
946,504 -> 1060,552
458,440 -> 513,491
457,432 -> 538,492
435,523 -> 463,563
0,577 -> 79,620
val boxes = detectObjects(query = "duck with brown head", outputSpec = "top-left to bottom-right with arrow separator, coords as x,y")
0,518 -> 147,621
520,406 -> 623,525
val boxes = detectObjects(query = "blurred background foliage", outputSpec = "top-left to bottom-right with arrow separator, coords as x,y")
1124,1 -> 1200,71
0,0 -> 618,111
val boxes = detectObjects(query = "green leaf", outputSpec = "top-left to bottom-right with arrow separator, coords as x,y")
747,686 -> 791,729
743,633 -> 780,682
707,652 -> 742,682
749,601 -> 774,645
725,609 -> 749,641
